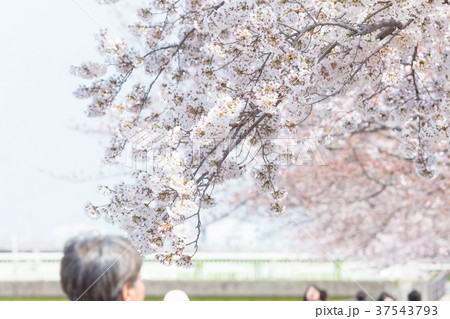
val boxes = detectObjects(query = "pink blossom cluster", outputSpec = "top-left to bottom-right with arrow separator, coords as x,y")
75,0 -> 449,266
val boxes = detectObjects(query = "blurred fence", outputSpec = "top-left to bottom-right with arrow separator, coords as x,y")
1,252 -> 449,282
0,252 -> 346,282
0,252 -> 448,300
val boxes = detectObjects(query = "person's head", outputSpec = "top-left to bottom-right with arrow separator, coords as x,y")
356,290 -> 367,301
60,235 -> 145,301
408,290 -> 421,301
163,290 -> 190,301
319,289 -> 328,301
304,285 -> 322,301
378,292 -> 395,301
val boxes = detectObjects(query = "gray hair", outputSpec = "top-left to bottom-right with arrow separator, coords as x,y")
60,235 -> 142,301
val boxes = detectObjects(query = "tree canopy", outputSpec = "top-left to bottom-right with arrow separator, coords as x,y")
74,0 -> 449,266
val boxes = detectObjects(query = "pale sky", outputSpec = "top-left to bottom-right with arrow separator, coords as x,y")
0,1 -> 288,252
0,0 -> 123,249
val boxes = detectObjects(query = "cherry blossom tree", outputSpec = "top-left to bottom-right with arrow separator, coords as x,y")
230,123 -> 449,262
73,0 -> 449,266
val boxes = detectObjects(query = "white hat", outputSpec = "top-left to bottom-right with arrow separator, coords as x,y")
163,290 -> 190,301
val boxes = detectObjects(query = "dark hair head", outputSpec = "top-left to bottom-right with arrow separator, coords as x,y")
356,290 -> 367,301
408,290 -> 421,301
319,289 -> 328,301
60,235 -> 142,301
378,292 -> 394,301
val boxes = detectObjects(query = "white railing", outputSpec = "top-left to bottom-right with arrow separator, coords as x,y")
0,252 -> 448,283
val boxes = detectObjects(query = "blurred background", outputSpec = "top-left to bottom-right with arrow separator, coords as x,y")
0,0 -> 448,301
